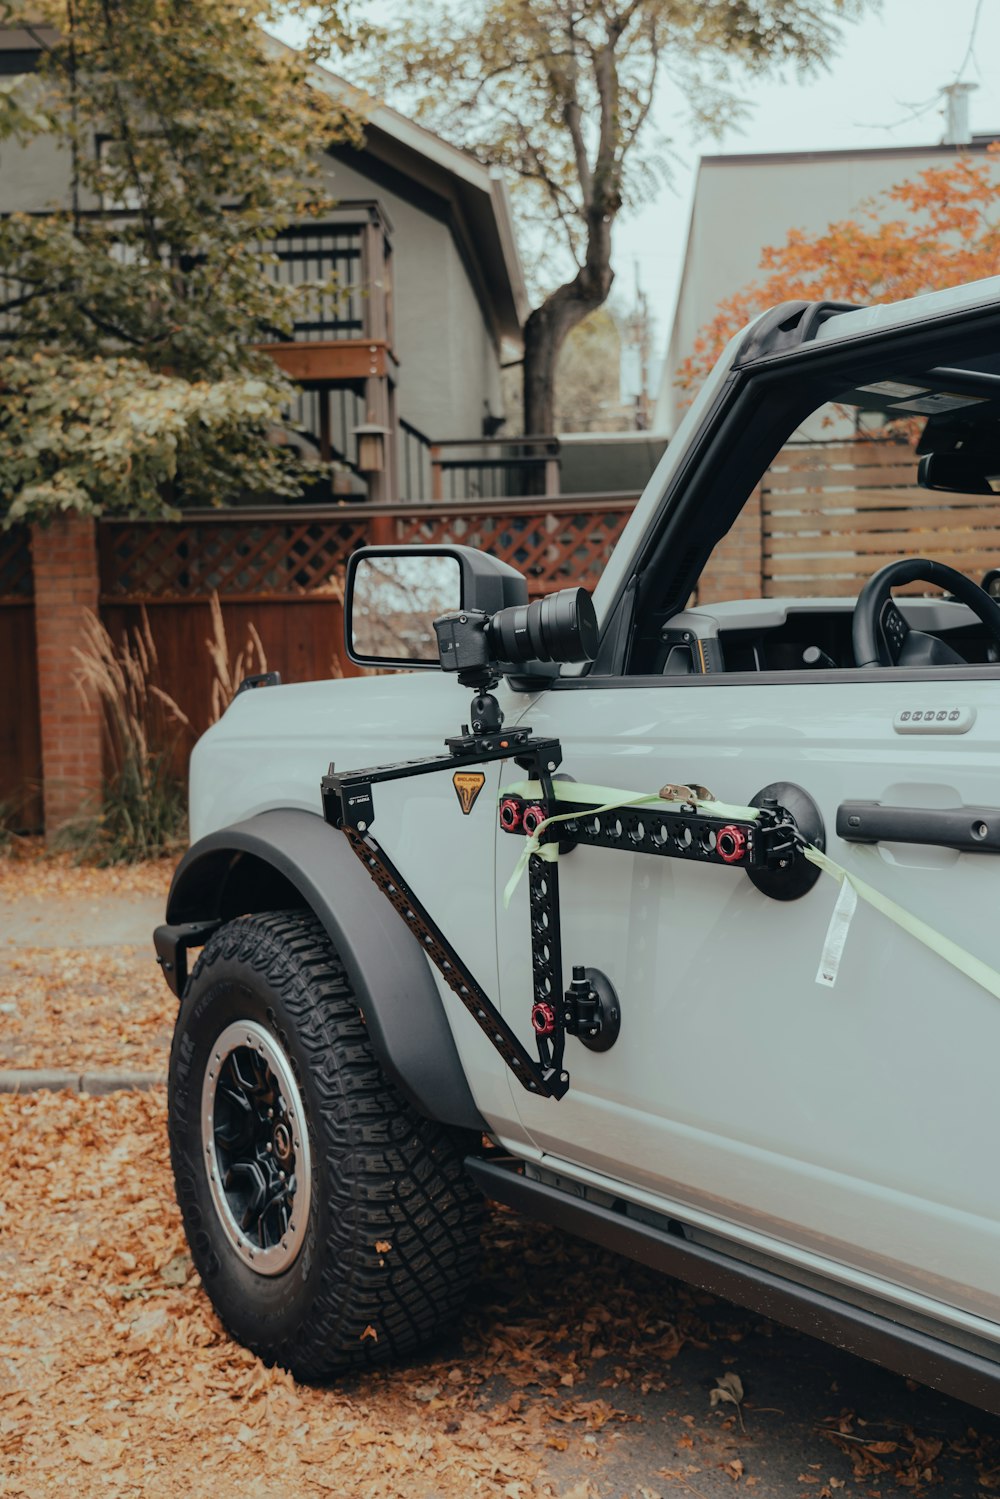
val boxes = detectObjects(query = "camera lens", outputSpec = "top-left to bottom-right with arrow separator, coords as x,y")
488,586 -> 598,665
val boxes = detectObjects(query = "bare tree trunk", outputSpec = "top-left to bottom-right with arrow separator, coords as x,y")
522,205 -> 617,440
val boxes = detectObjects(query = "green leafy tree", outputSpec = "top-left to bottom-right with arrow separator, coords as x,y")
345,0 -> 871,435
0,0 -> 359,523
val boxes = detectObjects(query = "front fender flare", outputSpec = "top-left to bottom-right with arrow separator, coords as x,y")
162,809 -> 485,1132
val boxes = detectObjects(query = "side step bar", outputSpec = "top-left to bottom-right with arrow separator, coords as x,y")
466,1156 -> 1000,1416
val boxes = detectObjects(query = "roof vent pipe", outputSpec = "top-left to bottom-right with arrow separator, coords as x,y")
941,81 -> 977,145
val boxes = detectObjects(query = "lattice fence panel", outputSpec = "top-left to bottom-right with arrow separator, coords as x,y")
761,439 -> 1000,597
393,507 -> 634,594
0,526 -> 32,601
100,517 -> 368,600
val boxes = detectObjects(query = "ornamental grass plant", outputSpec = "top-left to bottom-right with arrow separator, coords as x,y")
66,610 -> 190,864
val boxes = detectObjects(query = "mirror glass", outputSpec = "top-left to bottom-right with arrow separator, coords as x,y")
350,552 -> 461,663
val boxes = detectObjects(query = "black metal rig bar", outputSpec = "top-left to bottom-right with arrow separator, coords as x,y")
322,736 -> 571,1100
498,792 -> 766,871
323,722 -> 820,1101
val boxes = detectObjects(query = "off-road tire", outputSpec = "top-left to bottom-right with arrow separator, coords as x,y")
167,910 -> 484,1380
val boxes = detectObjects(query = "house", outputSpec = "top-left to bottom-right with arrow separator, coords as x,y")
656,113 -> 1000,435
0,28 -> 650,836
0,26 -> 528,502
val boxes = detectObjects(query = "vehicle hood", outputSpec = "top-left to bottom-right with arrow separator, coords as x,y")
188,670 -> 535,840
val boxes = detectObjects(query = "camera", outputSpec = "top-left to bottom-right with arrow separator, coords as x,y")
433,587 -> 598,682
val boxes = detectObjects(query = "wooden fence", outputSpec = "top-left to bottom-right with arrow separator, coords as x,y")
13,439 -> 985,830
98,493 -> 640,743
761,438 -> 998,596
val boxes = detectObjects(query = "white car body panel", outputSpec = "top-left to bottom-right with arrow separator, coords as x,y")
493,672 -> 1000,1328
191,671 -> 539,1141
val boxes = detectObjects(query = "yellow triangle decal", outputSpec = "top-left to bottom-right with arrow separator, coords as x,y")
453,771 -> 486,816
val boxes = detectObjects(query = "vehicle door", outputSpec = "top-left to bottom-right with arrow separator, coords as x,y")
493,368 -> 1000,1329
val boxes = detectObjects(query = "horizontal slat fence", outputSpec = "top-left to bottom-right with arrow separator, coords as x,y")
762,439 -> 1000,596
0,527 -> 42,830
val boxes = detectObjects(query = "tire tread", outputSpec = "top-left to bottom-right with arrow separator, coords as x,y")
169,909 -> 483,1380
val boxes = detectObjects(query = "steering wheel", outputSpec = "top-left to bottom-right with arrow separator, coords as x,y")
852,558 -> 1000,668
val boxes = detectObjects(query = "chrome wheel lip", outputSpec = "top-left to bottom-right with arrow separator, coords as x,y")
201,1019 -> 312,1277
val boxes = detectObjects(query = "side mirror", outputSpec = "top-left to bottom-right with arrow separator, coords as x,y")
345,545 -> 527,669
918,452 -> 1000,495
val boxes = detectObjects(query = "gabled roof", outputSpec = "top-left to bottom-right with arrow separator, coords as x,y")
266,36 -> 528,344
1,24 -> 529,344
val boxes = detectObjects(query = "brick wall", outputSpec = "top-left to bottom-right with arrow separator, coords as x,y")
31,517 -> 102,834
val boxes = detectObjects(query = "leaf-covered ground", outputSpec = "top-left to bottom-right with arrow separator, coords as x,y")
0,845 -> 174,902
0,850 -> 172,1073
4,1088 -> 1000,1499
0,945 -> 170,1073
4,857 -> 1000,1496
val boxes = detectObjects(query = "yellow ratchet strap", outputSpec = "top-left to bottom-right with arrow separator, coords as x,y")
499,778 -> 1000,1004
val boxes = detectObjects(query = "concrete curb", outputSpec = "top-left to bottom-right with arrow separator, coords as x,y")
0,1069 -> 166,1095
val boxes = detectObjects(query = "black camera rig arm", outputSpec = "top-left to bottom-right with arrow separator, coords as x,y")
322,708 -> 824,1102
325,576 -> 823,1101
322,730 -> 574,1100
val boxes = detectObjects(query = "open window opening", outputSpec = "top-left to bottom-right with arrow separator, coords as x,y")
625,326 -> 1000,679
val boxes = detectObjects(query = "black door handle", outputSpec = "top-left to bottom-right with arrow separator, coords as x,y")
838,800 -> 1000,852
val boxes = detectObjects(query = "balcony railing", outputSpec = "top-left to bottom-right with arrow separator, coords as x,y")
0,200 -> 394,355
428,436 -> 561,502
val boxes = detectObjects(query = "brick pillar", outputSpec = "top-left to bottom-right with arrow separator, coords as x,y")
31,516 -> 103,835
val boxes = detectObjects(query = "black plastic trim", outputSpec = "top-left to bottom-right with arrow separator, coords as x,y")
551,665 -> 1000,689
468,1157 -> 1000,1416
154,919 -> 222,996
838,800 -> 1000,852
163,810 -> 486,1132
734,299 -> 862,366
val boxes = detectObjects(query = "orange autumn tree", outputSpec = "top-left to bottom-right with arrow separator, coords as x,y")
678,146 -> 1000,390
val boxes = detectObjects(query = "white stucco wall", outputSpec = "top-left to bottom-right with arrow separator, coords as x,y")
321,153 -> 505,443
656,145 -> 992,435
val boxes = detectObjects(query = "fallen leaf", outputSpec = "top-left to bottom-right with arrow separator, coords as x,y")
159,1251 -> 192,1286
710,1372 -> 746,1432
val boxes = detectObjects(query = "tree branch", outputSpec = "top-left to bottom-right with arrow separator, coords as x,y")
97,0 -> 162,260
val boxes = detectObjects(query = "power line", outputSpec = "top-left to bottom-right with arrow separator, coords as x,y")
954,0 -> 985,82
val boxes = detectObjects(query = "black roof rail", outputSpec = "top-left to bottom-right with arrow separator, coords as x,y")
734,299 -> 864,366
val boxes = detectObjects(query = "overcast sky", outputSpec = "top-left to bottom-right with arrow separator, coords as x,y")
274,0 -> 1000,361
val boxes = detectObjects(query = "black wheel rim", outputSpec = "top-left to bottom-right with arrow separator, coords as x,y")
201,1019 -> 311,1275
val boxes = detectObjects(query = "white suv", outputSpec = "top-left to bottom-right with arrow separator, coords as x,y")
156,276 -> 1000,1414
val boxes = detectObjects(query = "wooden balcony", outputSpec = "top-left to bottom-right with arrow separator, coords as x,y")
266,337 -> 396,384
256,203 -> 395,386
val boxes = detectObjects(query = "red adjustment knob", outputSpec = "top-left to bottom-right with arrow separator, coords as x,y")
521,803 -> 547,836
716,824 -> 747,864
531,1000 -> 556,1037
499,797 -> 522,832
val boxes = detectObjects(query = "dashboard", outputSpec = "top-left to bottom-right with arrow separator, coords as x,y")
659,597 -> 998,674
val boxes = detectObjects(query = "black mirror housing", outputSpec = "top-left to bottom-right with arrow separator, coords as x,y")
917,452 -> 1000,495
345,545 -> 528,669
